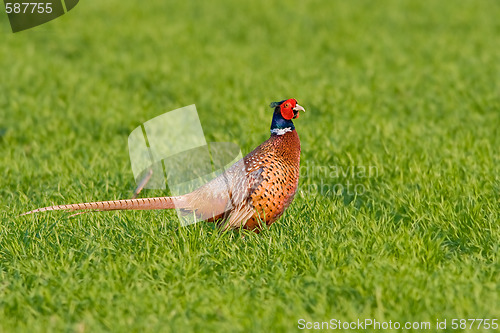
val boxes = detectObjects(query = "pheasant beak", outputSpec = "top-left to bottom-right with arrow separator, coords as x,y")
292,104 -> 305,119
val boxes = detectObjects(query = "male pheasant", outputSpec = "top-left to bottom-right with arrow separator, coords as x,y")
22,99 -> 305,232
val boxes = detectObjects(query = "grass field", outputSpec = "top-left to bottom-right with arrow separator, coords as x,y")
1,0 -> 499,332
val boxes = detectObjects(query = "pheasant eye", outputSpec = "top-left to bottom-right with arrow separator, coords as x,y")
285,103 -> 290,108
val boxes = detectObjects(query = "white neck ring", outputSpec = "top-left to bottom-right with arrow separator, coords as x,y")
270,127 -> 293,135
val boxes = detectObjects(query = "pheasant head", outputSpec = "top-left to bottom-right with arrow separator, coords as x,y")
270,98 -> 305,135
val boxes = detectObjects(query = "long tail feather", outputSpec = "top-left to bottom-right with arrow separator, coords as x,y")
20,196 -> 180,216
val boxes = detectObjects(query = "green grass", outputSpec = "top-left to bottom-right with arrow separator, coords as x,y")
1,0 -> 500,331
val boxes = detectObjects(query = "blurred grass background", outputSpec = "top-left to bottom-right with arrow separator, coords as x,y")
0,0 -> 499,331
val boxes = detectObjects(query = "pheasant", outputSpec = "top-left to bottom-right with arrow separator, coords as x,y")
21,99 -> 305,232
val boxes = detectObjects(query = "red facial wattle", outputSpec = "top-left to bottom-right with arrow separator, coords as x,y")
280,99 -> 297,120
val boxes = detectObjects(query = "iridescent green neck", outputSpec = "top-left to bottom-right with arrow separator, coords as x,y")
270,108 -> 294,134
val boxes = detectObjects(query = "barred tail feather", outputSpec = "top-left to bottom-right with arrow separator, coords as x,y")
20,196 -> 180,216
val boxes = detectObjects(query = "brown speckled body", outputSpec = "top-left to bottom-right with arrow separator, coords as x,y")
177,129 -> 301,232
241,130 -> 300,231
